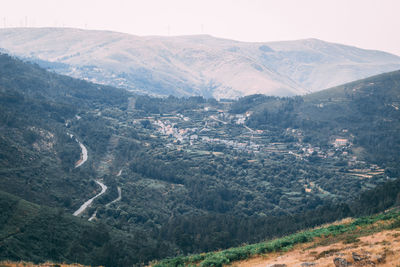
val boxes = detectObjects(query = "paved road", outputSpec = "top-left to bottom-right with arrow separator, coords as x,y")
106,186 -> 122,207
75,140 -> 88,168
73,180 -> 107,216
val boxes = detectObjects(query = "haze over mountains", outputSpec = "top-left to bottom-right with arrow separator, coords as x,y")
1,27 -> 400,99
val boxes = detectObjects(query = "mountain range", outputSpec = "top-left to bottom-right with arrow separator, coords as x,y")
1,27 -> 400,98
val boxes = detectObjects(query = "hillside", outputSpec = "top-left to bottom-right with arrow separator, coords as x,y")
153,209 -> 400,267
0,189 -> 171,266
1,53 -> 400,266
236,70 -> 400,174
1,28 -> 400,98
0,53 -> 128,209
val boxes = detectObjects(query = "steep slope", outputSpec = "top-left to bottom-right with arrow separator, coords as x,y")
0,190 -> 172,267
0,54 -> 178,266
299,70 -> 400,169
0,28 -> 399,98
0,53 -> 128,210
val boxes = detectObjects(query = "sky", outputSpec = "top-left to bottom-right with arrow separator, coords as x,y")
1,0 -> 400,56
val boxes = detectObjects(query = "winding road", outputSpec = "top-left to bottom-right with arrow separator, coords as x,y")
88,210 -> 98,221
105,186 -> 122,207
88,186 -> 121,221
73,180 -> 108,216
68,131 -> 108,217
68,132 -> 88,168
75,140 -> 88,168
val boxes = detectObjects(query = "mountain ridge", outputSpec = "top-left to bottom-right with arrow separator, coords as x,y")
1,27 -> 399,98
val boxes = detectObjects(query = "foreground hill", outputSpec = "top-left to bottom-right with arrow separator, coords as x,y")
153,209 -> 400,266
1,28 -> 400,98
1,53 -> 400,266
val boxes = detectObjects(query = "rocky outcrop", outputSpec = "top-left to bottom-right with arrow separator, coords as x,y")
301,263 -> 316,266
333,257 -> 349,267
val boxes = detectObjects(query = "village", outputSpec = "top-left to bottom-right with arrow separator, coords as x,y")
121,103 -> 386,184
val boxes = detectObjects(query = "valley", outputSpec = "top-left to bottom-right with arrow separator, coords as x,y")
0,53 -> 400,266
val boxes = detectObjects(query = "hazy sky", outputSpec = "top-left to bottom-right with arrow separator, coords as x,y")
1,0 -> 400,55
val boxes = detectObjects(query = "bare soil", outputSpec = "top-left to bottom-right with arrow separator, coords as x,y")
234,229 -> 400,267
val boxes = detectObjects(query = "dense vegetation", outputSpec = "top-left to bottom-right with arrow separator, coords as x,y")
0,190 -> 175,266
0,53 -> 400,266
0,54 -> 128,208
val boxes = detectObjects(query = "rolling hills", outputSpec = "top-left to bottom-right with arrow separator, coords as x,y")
1,28 -> 400,98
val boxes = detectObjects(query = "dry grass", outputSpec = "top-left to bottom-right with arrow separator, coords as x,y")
234,229 -> 400,267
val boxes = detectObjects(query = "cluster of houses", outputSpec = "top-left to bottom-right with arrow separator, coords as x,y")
153,114 -> 261,152
136,108 -> 385,180
151,110 -> 358,159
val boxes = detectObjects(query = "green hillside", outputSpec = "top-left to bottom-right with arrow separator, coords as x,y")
0,189 -> 173,266
0,53 -> 129,208
245,70 -> 400,173
300,70 -> 400,170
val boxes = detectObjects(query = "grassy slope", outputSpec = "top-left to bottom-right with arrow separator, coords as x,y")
152,208 -> 400,267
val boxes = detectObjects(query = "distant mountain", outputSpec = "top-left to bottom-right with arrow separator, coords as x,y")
0,28 -> 399,98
